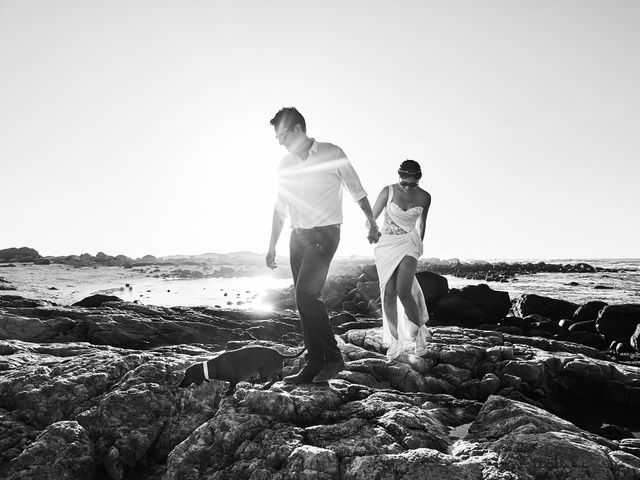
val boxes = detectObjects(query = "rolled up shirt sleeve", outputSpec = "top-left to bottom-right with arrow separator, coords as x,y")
336,148 -> 367,202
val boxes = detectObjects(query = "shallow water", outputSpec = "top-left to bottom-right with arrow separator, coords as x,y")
96,275 -> 292,310
1,259 -> 638,309
445,258 -> 640,305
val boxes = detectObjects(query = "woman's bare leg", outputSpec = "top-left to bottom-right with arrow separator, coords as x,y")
395,256 -> 424,330
383,269 -> 399,339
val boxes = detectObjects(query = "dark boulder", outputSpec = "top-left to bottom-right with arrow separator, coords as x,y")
632,324 -> 640,353
353,281 -> 380,303
72,294 -> 123,308
596,304 -> 640,343
511,294 -> 578,321
499,316 -> 532,329
433,291 -> 487,327
34,258 -> 51,265
564,331 -> 607,350
493,325 -> 526,336
459,284 -> 510,324
329,312 -> 357,328
558,318 -> 579,330
0,247 -> 41,263
415,270 -> 449,313
573,301 -> 608,322
594,424 -> 635,441
358,264 -> 379,282
568,320 -> 599,335
616,341 -> 635,354
524,314 -> 563,335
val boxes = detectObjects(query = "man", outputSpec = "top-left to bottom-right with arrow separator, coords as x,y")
266,107 -> 380,384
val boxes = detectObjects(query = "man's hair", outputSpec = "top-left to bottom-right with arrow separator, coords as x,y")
398,159 -> 422,179
270,107 -> 306,133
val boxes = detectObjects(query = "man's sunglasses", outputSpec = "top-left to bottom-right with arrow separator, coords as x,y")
399,180 -> 418,188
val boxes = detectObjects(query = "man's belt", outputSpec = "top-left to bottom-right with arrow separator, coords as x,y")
293,224 -> 340,235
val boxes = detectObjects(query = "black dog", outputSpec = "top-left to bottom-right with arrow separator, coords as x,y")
178,345 -> 306,395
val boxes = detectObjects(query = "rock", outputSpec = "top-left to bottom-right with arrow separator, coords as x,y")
617,341 -> 635,354
359,264 -> 379,282
432,363 -> 472,386
433,292 -> 487,327
494,325 -> 525,336
501,360 -> 544,383
273,298 -> 297,311
2,294 -> 640,480
3,421 -> 95,480
512,294 -> 579,321
0,247 -> 41,263
594,424 -> 635,441
568,319 -> 599,334
354,281 -> 380,303
415,271 -> 448,313
284,445 -> 339,478
342,301 -> 365,314
33,258 -> 51,265
458,396 -> 621,480
329,312 -> 357,328
564,331 -> 607,350
72,294 -> 123,308
524,314 -> 563,334
632,324 -> 640,352
499,316 -> 532,329
620,438 -> 640,457
459,283 -> 511,324
573,301 -> 608,322
558,318 -> 579,329
597,304 -> 640,343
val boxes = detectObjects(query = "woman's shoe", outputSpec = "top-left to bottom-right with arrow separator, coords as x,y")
386,338 -> 402,360
415,325 -> 432,356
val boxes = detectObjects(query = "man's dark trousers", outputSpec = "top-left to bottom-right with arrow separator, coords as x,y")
289,224 -> 341,369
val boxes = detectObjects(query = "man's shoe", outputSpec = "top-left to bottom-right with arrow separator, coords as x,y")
283,364 -> 322,384
312,358 -> 345,383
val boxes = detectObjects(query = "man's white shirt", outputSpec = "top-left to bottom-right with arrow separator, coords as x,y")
275,140 -> 367,229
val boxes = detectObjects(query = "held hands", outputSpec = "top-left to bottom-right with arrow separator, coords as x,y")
367,225 -> 381,244
265,248 -> 277,270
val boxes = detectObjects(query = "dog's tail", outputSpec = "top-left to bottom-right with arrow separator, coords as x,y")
280,346 -> 307,359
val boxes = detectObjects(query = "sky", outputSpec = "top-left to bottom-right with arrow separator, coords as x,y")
1,0 -> 639,260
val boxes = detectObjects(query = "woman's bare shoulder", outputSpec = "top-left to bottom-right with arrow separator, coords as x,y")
418,188 -> 431,204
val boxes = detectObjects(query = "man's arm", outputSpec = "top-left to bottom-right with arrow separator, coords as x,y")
266,208 -> 285,269
335,148 -> 380,243
357,197 -> 380,244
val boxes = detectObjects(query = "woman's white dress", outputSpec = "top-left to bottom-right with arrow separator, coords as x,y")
374,185 -> 429,352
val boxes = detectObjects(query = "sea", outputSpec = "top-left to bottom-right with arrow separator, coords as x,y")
444,258 -> 640,306
1,259 -> 638,309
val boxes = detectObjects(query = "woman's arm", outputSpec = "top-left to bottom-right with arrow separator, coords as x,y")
370,187 -> 389,224
417,192 -> 432,241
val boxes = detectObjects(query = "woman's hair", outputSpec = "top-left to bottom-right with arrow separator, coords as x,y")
270,107 -> 306,133
398,159 -> 422,179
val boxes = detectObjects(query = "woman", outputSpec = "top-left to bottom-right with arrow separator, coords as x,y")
370,160 -> 432,360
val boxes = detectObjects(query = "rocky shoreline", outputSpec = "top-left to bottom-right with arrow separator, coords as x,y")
1,265 -> 640,478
